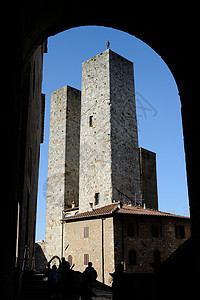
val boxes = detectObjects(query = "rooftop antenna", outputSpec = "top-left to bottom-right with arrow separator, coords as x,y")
106,40 -> 110,49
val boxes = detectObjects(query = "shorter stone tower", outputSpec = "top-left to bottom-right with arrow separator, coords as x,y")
139,147 -> 158,210
45,85 -> 81,259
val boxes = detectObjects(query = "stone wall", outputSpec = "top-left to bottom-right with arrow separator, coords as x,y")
45,85 -> 81,260
79,49 -> 141,213
63,213 -> 190,285
139,148 -> 158,210
109,50 -> 141,203
64,217 -> 115,286
17,43 -> 45,273
114,215 -> 191,272
79,50 -> 112,213
35,241 -> 48,271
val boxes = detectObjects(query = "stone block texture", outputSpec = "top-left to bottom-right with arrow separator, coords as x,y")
79,49 -> 141,213
139,148 -> 158,210
64,217 -> 115,285
45,85 -> 81,259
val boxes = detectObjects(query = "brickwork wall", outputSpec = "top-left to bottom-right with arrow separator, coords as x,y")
114,215 -> 191,272
45,85 -> 80,260
79,50 -> 141,212
64,217 -> 115,286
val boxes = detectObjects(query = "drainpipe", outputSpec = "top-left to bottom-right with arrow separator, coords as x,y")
61,210 -> 64,258
121,217 -> 125,265
101,218 -> 105,284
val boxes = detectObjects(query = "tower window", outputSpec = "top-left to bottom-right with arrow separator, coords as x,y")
89,116 -> 93,127
94,192 -> 100,205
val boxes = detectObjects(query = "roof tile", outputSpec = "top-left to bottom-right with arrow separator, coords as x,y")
63,202 -> 190,221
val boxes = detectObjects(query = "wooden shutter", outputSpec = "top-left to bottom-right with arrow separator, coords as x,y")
84,227 -> 89,238
84,254 -> 89,265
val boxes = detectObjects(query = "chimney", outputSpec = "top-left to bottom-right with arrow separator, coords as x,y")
89,202 -> 94,211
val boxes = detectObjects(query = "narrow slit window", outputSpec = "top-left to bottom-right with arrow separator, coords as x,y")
94,192 -> 100,205
68,255 -> 72,266
89,116 -> 93,127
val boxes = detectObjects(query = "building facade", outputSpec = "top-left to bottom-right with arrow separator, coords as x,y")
62,203 -> 191,286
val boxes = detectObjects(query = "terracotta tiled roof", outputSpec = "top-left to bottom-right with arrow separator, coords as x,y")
63,203 -> 119,221
115,204 -> 190,219
63,202 -> 190,222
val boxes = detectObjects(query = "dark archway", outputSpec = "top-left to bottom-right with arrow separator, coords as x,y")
3,3 -> 199,299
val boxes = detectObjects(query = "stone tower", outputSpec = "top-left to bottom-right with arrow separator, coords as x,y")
139,147 -> 158,210
45,85 -> 81,259
79,49 -> 141,213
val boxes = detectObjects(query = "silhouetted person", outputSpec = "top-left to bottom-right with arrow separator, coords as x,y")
85,262 -> 97,294
111,264 -> 125,300
48,264 -> 59,298
81,262 -> 97,299
60,257 -> 76,299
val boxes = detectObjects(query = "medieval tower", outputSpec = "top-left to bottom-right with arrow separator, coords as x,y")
79,49 -> 141,212
45,49 -> 158,260
45,86 -> 81,259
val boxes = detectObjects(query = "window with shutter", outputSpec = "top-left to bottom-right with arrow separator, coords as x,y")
84,227 -> 89,238
68,255 -> 72,266
84,254 -> 89,265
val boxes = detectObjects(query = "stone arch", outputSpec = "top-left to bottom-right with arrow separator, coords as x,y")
3,5 -> 198,299
22,6 -> 198,265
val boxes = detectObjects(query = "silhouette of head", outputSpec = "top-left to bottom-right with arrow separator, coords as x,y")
88,262 -> 92,267
52,264 -> 57,271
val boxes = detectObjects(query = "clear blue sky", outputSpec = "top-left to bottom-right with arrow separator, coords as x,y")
36,26 -> 189,241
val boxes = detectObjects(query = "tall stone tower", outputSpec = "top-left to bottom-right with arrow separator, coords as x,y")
45,85 -> 81,259
79,49 -> 141,213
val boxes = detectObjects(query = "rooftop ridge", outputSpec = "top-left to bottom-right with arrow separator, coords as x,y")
62,202 -> 190,222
